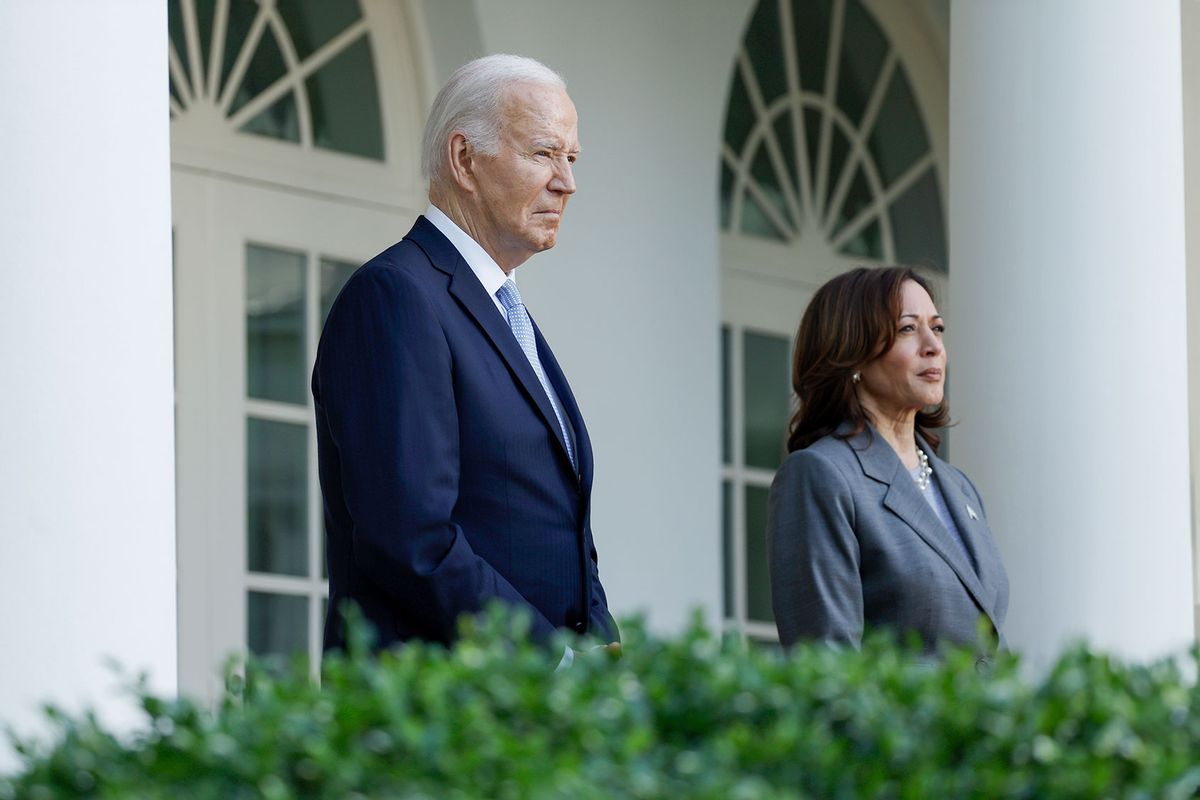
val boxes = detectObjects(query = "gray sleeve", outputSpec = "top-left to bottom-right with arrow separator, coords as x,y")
767,448 -> 863,648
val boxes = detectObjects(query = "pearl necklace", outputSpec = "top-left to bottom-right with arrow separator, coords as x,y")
913,447 -> 933,491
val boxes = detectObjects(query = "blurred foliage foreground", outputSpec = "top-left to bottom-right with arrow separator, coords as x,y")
5,607 -> 1200,800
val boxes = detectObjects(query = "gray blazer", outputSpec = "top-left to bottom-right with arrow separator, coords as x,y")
767,425 -> 1008,655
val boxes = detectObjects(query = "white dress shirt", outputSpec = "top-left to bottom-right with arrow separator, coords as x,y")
424,203 -> 510,318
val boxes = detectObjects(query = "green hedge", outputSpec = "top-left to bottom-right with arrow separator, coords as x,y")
5,608 -> 1200,799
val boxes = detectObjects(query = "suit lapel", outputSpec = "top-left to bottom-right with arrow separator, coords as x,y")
531,316 -> 590,489
406,217 -> 576,476
850,427 -> 998,631
927,449 -> 1002,622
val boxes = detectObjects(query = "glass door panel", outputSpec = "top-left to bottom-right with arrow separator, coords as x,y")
243,241 -> 360,663
173,170 -> 409,699
246,417 -> 308,576
744,484 -> 775,624
248,590 -> 309,658
743,331 -> 790,470
720,322 -> 792,641
246,245 -> 307,404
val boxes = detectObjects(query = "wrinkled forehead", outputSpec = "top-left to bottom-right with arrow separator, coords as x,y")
499,82 -> 579,144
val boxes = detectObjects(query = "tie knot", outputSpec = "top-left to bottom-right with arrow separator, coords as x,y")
496,279 -> 523,313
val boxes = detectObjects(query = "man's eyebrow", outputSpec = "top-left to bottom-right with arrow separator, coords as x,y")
530,137 -> 581,152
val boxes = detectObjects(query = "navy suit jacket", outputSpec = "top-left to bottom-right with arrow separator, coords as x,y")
312,216 -> 617,651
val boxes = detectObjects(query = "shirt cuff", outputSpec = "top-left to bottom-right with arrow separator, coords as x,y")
555,645 -> 574,671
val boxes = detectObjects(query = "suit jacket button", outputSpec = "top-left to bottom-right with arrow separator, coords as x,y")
975,656 -> 991,673
573,621 -> 585,632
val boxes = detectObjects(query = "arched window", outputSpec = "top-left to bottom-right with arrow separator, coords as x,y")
719,0 -> 945,268
719,0 -> 948,642
168,0 -> 384,160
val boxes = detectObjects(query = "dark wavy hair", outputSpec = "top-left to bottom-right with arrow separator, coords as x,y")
786,266 -> 950,453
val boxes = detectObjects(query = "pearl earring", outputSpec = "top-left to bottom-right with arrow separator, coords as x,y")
852,372 -> 861,384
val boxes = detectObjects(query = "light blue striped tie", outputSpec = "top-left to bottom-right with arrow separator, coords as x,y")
496,279 -> 576,470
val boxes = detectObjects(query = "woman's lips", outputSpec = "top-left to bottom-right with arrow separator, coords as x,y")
919,369 -> 943,379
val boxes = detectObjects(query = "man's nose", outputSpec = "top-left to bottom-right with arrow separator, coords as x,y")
550,159 -> 576,194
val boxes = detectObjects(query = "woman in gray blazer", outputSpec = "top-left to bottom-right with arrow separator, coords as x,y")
767,266 -> 1008,657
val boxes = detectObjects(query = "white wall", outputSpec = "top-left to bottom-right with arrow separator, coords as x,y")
949,1 -> 1194,664
469,0 -> 754,631
410,0 -> 484,95
0,0 -> 177,766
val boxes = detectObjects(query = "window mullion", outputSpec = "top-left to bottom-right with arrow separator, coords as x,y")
731,326 -> 748,631
812,0 -> 847,221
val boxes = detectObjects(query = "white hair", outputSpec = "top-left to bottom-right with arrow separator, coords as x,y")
421,54 -> 566,186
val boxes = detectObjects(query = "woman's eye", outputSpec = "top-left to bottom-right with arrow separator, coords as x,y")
899,324 -> 915,333
933,324 -> 946,333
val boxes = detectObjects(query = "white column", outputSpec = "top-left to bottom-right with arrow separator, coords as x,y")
1182,0 -> 1200,642
0,0 -> 176,763
949,1 -> 1193,664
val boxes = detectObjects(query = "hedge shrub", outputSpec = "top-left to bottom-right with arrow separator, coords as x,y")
4,607 -> 1200,799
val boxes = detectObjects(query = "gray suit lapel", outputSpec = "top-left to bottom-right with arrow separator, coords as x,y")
927,450 -> 1003,623
850,428 -> 998,630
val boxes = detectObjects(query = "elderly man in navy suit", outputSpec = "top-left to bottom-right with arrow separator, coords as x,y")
313,54 -> 617,658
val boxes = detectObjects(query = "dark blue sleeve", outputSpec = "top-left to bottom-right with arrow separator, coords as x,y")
586,534 -> 619,643
315,263 -> 557,643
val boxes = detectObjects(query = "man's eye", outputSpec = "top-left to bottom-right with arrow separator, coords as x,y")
566,154 -> 577,164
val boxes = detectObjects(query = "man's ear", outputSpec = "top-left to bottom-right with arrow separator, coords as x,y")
446,132 -> 477,193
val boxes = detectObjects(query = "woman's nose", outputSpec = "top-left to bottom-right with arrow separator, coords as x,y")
923,329 -> 943,355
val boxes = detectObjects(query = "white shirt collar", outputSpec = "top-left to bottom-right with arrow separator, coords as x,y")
424,203 -> 512,314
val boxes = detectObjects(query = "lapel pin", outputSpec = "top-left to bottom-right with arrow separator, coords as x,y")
966,504 -> 978,521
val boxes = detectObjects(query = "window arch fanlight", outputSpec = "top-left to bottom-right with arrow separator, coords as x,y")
168,0 -> 384,161
720,0 -> 946,271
